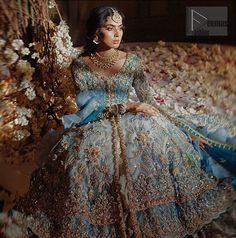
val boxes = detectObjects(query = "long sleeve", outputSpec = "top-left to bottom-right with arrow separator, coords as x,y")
132,57 -> 158,108
131,56 -> 180,124
70,58 -> 82,93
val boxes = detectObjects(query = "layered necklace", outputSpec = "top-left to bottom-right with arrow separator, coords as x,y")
89,49 -> 120,69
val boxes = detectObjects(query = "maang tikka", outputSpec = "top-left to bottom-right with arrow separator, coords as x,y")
110,8 -> 122,23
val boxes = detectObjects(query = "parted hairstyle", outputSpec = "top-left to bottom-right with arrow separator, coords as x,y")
81,6 -> 125,56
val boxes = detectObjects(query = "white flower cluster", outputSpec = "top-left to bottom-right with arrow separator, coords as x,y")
11,39 -> 24,50
20,79 -> 36,100
1,38 -> 34,66
13,106 -> 31,139
0,38 -> 6,48
14,106 -> 32,126
12,39 -> 30,55
48,0 -> 56,9
3,47 -> 19,65
13,129 -> 31,141
16,60 -> 35,79
16,60 -> 36,100
2,39 -> 31,66
1,38 -> 37,101
51,21 -> 78,66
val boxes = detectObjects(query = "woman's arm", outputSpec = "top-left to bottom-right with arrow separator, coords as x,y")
126,102 -> 159,116
127,56 -> 159,115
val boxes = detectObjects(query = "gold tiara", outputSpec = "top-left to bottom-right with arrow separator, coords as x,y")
111,8 -> 122,23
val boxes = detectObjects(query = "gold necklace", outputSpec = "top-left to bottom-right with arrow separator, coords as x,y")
89,49 -> 120,69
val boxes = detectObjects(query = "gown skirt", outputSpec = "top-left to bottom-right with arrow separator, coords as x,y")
14,110 -> 236,238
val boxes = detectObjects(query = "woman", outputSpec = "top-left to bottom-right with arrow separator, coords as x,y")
14,6 -> 236,238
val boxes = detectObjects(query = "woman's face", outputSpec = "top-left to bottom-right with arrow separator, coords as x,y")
98,16 -> 124,49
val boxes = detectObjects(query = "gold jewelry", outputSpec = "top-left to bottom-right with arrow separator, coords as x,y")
89,49 -> 120,69
111,8 -> 122,24
93,35 -> 100,45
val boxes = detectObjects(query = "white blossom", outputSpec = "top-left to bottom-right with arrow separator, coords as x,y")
0,38 -> 6,48
13,129 -> 30,141
11,39 -> 24,51
20,47 -> 30,55
15,106 -> 32,127
48,0 -> 56,9
25,87 -> 36,100
4,48 -> 19,65
29,42 -> 36,47
17,106 -> 32,118
20,79 -> 32,89
20,79 -> 36,100
14,117 -> 29,126
51,20 -> 78,66
16,60 -> 35,79
31,52 -> 39,59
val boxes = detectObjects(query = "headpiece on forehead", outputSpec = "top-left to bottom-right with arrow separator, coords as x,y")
110,8 -> 122,23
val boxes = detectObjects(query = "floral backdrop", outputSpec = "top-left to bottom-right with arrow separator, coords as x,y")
0,0 -> 78,165
1,0 -> 236,237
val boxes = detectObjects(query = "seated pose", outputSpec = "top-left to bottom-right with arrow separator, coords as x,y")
14,6 -> 236,238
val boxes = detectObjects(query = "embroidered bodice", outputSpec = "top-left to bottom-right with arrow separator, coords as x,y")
71,53 -> 155,108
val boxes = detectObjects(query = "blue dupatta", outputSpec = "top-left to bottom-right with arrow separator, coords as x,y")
62,90 -> 106,129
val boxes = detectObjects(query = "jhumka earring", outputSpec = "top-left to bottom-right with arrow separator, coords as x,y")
93,35 -> 100,45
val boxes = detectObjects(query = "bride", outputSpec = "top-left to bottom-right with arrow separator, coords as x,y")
12,5 -> 236,238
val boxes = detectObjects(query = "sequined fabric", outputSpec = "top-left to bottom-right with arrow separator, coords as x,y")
15,53 -> 236,238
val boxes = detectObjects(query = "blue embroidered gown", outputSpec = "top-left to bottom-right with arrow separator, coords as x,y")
15,53 -> 236,238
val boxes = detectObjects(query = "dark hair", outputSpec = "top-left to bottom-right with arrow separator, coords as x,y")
81,6 -> 125,56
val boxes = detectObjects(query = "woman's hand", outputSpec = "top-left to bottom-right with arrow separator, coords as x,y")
126,102 -> 159,116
